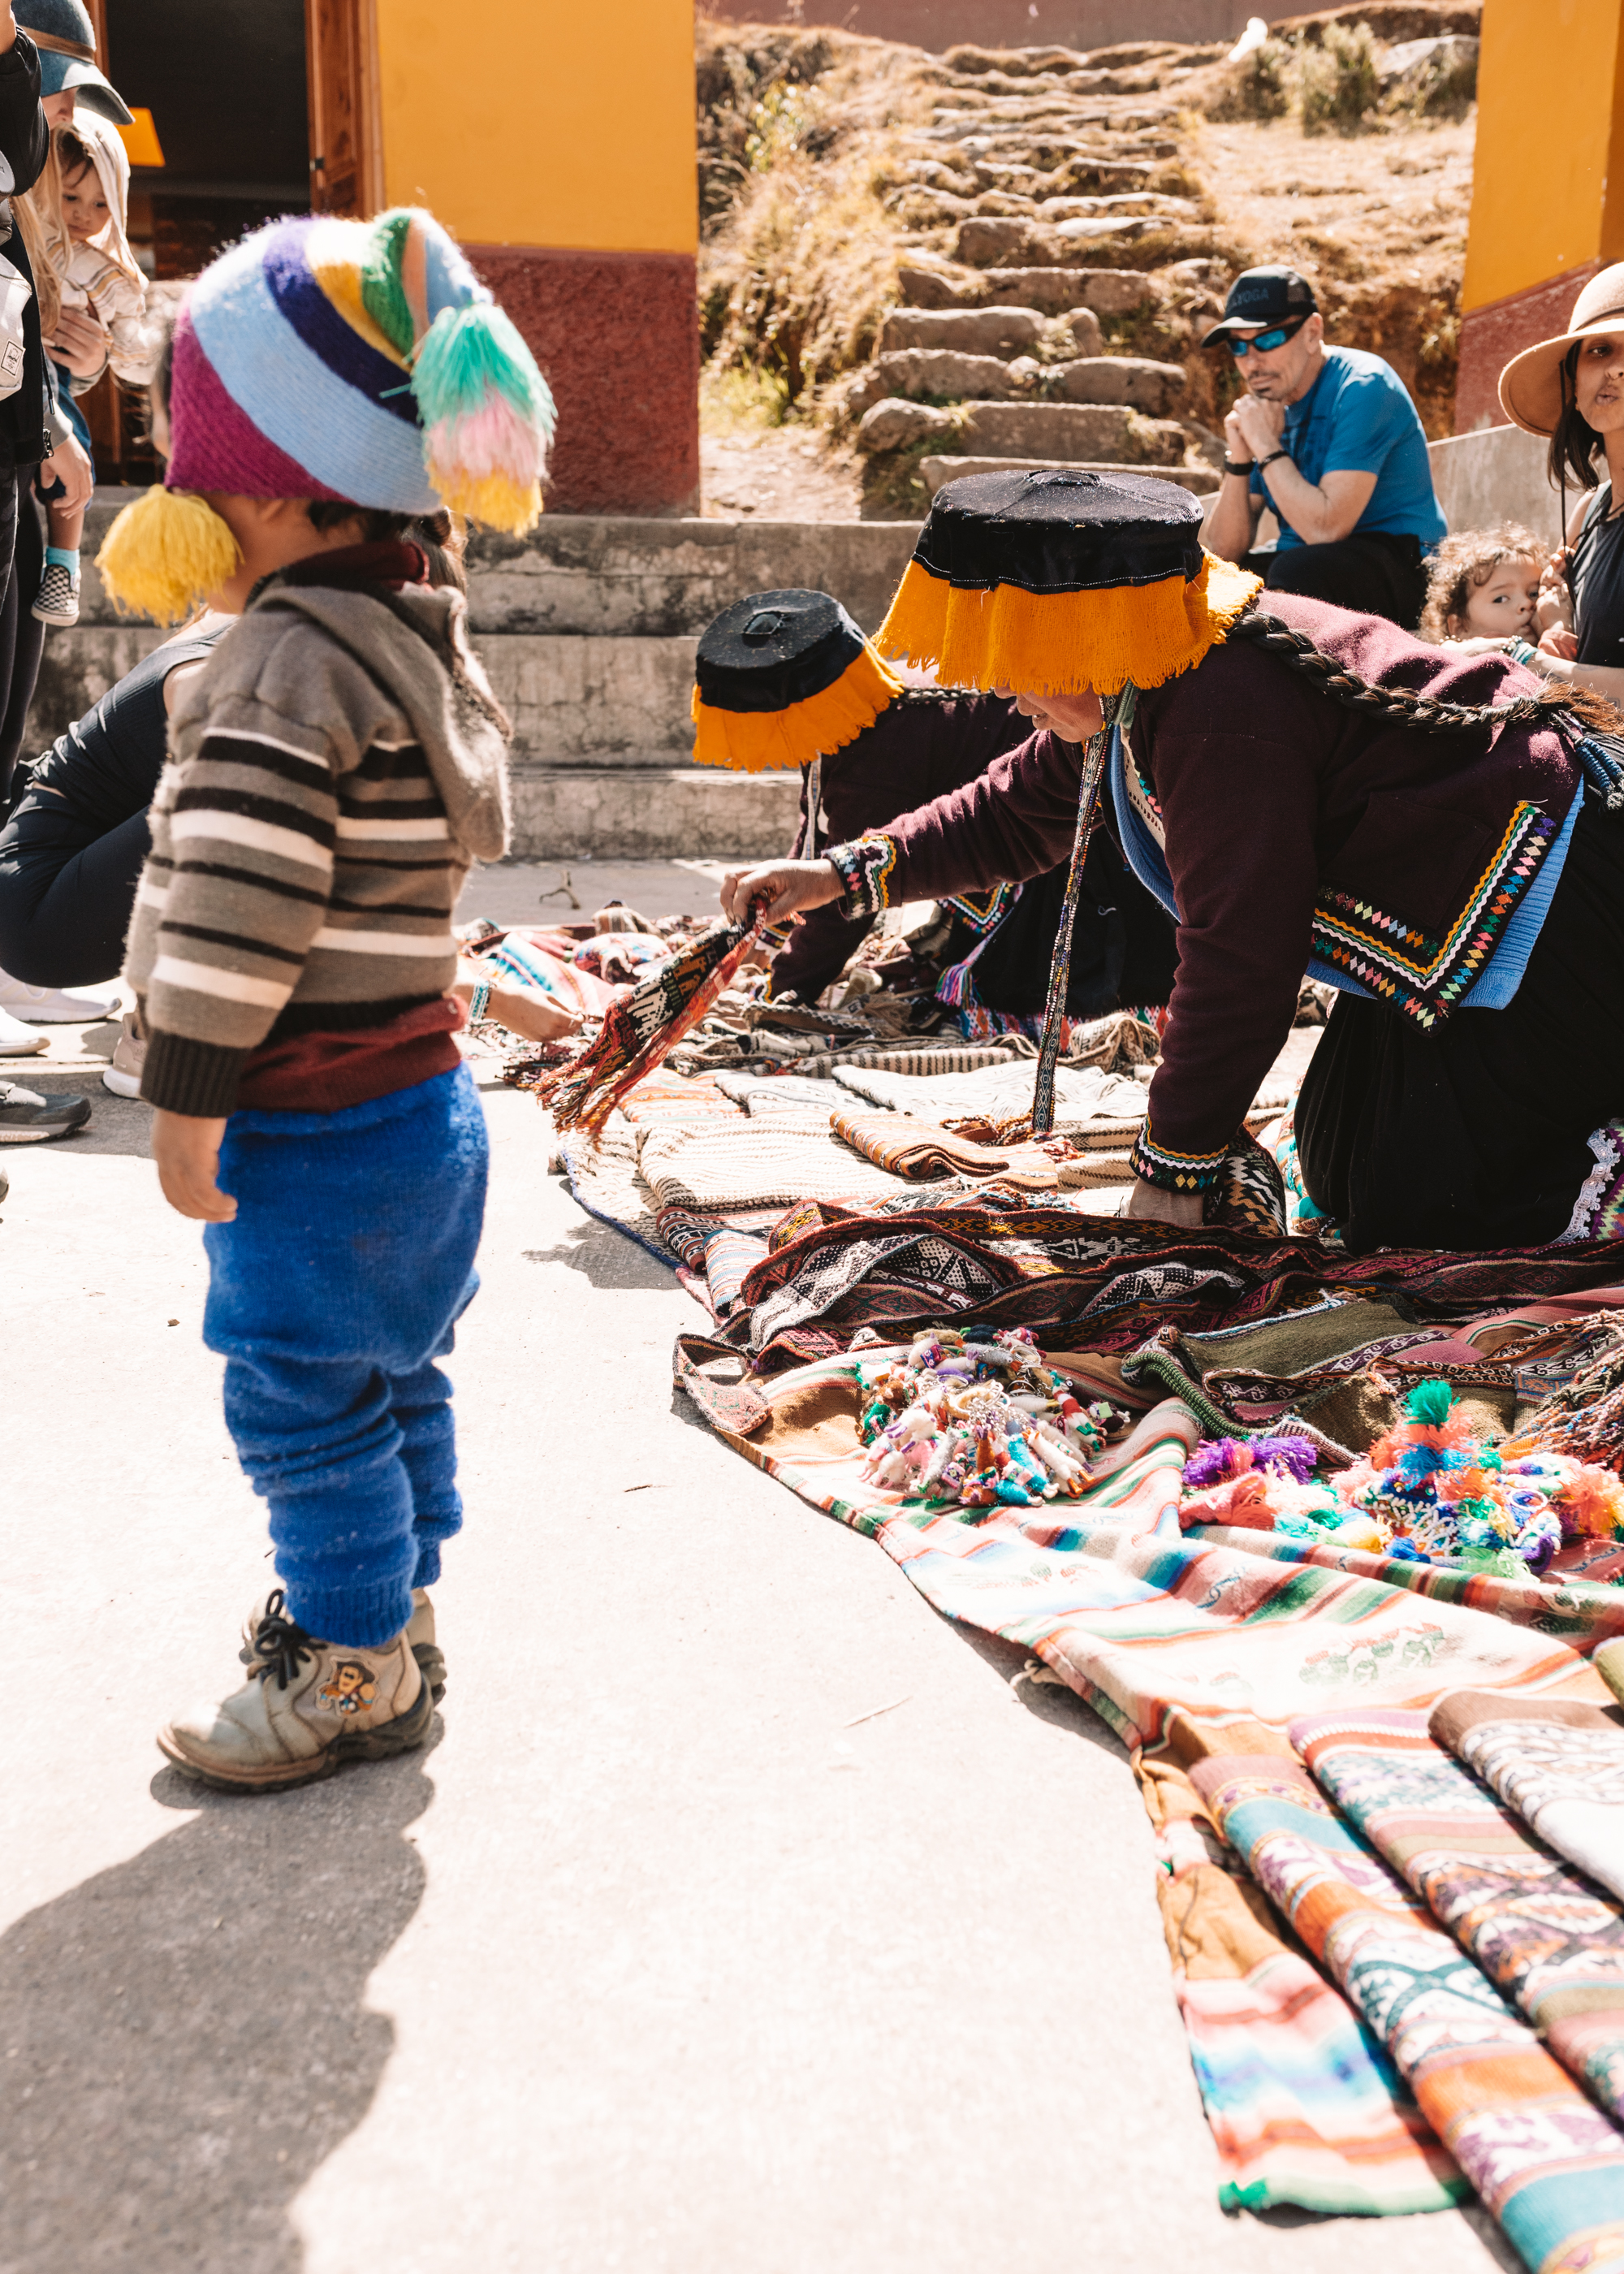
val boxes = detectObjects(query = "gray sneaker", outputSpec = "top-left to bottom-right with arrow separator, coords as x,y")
162,1592 -> 430,1792
0,1080 -> 91,1141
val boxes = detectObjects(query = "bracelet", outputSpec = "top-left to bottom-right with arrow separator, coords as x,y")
1507,637 -> 1543,669
827,835 -> 896,919
1221,456 -> 1254,477
1258,448 -> 1291,470
468,979 -> 490,1024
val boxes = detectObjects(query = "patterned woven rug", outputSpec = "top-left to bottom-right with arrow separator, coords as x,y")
675,1347 -> 1624,2245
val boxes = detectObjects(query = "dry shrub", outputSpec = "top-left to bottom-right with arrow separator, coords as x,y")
1297,22 -> 1382,131
698,23 -> 944,418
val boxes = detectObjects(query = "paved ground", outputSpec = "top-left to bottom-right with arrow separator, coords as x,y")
1,867 -> 1512,2274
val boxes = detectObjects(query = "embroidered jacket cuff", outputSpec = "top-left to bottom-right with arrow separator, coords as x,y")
140,1029 -> 251,1118
1131,1120 -> 1228,1193
827,835 -> 897,919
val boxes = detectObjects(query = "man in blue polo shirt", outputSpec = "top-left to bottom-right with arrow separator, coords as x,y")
1203,266 -> 1445,628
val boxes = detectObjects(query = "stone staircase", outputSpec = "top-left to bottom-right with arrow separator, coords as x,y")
41,496 -> 922,861
848,58 -> 1230,513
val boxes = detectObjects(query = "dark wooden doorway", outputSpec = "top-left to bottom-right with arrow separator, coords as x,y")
305,0 -> 382,220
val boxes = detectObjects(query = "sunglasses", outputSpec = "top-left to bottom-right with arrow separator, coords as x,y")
1228,316 -> 1310,357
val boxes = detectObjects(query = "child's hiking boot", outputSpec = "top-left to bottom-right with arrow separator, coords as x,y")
160,1591 -> 430,1792
32,560 -> 80,627
239,1584 -> 445,1702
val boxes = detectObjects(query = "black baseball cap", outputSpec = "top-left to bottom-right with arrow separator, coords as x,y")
1200,266 -> 1318,347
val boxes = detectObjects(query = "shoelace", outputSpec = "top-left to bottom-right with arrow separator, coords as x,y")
248,1587 -> 317,1690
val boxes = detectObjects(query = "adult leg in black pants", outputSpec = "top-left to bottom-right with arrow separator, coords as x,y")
0,470 -> 45,798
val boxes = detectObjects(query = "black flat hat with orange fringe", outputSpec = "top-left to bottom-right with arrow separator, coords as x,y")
692,589 -> 901,773
876,468 -> 1260,697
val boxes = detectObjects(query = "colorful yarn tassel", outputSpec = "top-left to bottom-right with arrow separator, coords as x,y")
96,486 -> 243,624
412,302 -> 556,534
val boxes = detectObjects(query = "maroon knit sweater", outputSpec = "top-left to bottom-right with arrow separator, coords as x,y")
842,594 -> 1577,1186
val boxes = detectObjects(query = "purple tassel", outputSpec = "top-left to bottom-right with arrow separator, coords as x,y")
1182,1438 -> 1250,1489
1251,1434 -> 1319,1483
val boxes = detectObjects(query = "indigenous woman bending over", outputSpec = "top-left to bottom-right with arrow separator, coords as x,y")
721,469 -> 1624,1255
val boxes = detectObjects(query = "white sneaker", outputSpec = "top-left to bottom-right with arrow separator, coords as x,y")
0,1002 -> 45,1054
102,1010 -> 145,1096
0,969 -> 119,1022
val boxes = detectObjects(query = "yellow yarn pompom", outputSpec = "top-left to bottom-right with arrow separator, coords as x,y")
96,486 -> 244,624
425,463 -> 542,537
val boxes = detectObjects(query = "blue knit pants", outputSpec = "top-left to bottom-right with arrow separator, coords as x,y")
201,1064 -> 488,1647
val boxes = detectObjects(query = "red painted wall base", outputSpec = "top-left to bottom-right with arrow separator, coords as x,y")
1455,264 -> 1599,434
468,244 -> 700,517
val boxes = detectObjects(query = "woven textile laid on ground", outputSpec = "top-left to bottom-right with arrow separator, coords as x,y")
1431,1689 -> 1624,1905
637,1119 -> 925,1213
719,1193 -> 1624,1371
1293,1707 -> 1624,2121
1139,1742 -> 1460,2216
674,1344 -> 1624,2255
1192,1744 -> 1624,2272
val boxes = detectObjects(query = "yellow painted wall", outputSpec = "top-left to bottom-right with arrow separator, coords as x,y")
1463,0 -> 1624,312
374,0 -> 697,254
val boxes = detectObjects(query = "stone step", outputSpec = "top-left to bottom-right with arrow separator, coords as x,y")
878,305 -> 1054,357
483,633 -> 696,759
510,765 -> 798,862
897,264 -> 1154,315
857,397 -> 1186,465
919,456 -> 1219,499
464,517 -> 918,638
847,347 -> 1185,420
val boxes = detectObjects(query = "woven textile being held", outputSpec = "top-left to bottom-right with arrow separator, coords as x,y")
538,915 -> 766,1137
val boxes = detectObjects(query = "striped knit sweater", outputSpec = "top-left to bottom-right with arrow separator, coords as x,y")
125,569 -> 510,1118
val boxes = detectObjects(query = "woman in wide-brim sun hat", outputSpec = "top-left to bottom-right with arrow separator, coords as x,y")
1493,263 -> 1624,703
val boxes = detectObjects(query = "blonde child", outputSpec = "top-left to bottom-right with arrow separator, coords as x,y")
1419,523 -> 1549,646
15,110 -> 149,626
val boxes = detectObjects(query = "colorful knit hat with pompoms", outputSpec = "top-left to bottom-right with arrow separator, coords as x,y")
97,206 -> 556,625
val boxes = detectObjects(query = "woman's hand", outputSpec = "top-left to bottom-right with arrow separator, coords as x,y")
48,305 -> 111,379
1539,628 -> 1579,661
152,1109 -> 236,1222
452,963 -> 584,1046
719,858 -> 842,926
1124,1178 -> 1205,1230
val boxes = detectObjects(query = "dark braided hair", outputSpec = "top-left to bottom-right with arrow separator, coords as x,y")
1226,607 -> 1624,740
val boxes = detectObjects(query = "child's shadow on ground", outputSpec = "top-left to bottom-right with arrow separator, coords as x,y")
0,1745 -> 435,2274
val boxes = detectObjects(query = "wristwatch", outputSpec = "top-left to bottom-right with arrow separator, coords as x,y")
1221,456 -> 1254,477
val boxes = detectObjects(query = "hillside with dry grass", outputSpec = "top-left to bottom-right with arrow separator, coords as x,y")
696,2 -> 1479,518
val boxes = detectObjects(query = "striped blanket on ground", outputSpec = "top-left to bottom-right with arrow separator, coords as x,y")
1191,1744 -> 1624,2272
1293,1708 -> 1624,2122
676,1343 -> 1624,2251
1431,1690 -> 1624,1905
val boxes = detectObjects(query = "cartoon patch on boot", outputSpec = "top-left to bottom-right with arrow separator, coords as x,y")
316,1659 -> 378,1716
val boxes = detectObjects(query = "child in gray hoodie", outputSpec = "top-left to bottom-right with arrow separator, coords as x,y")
102,206 -> 558,1790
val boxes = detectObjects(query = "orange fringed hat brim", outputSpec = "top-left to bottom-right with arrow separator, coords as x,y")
875,551 -> 1263,696
690,639 -> 903,772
